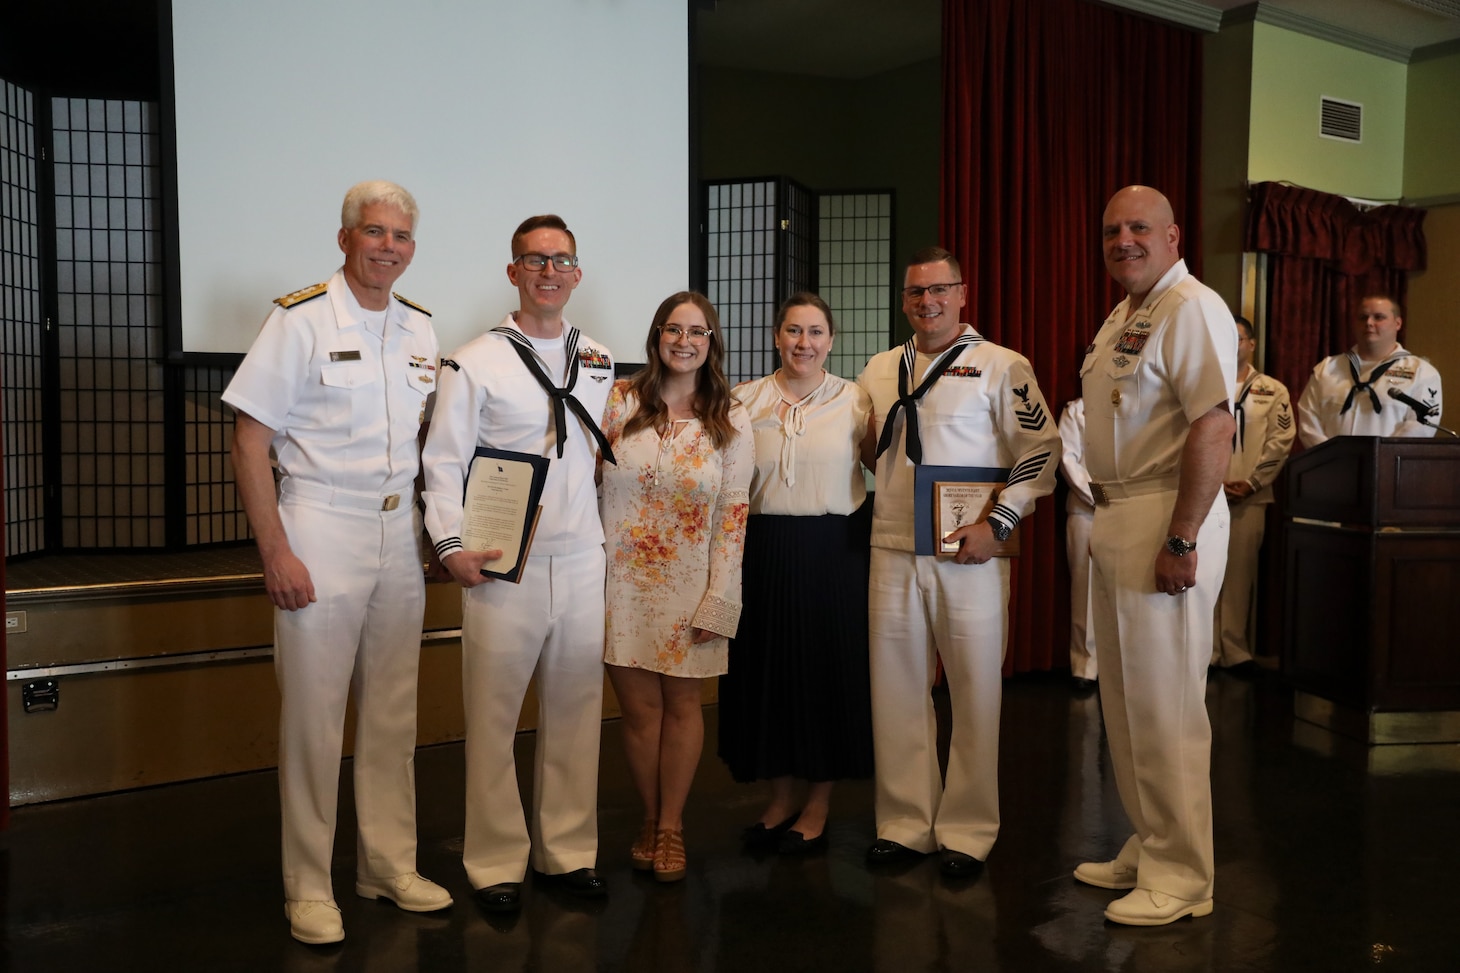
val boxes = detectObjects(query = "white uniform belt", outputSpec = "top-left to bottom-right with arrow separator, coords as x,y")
1088,473 -> 1179,506
280,479 -> 404,512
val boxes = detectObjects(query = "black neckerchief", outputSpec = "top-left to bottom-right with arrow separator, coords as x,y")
874,332 -> 978,465
491,325 -> 616,465
1233,368 -> 1259,452
1340,351 -> 1399,416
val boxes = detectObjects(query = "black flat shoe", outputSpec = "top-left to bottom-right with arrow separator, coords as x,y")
778,829 -> 827,855
866,839 -> 922,865
741,816 -> 797,850
537,867 -> 607,898
474,882 -> 522,913
939,850 -> 984,879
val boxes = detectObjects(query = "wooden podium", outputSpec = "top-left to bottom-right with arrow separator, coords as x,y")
1283,436 -> 1460,743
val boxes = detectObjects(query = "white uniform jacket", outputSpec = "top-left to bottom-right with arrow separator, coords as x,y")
1057,398 -> 1095,515
1080,261 -> 1236,482
1297,345 -> 1443,447
222,269 -> 438,497
422,315 -> 614,558
859,325 -> 1061,552
1229,369 -> 1295,504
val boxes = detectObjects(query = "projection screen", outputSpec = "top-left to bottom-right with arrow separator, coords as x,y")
170,0 -> 689,360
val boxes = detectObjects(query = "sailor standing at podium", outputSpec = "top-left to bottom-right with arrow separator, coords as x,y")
225,181 -> 452,945
1296,295 -> 1444,447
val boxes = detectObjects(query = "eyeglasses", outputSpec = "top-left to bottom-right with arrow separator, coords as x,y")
660,325 -> 713,343
514,252 -> 578,272
902,282 -> 962,300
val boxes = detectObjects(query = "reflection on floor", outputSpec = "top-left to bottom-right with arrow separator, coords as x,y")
5,672 -> 1458,972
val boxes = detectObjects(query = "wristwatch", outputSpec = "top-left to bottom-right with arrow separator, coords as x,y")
989,519 -> 1014,543
1165,535 -> 1197,557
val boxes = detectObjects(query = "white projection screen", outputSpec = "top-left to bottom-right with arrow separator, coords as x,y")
171,0 -> 688,359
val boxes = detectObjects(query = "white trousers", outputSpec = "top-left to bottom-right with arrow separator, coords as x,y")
1090,489 -> 1227,901
460,548 -> 606,889
868,548 -> 1008,859
1065,509 -> 1098,679
275,497 -> 425,902
1213,500 -> 1266,666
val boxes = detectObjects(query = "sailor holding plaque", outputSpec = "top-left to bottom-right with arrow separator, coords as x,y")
857,246 -> 1059,879
421,215 -> 616,912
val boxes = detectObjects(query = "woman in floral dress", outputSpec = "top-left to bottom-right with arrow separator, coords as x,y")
600,291 -> 753,882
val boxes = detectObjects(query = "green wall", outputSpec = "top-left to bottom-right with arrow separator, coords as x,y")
1404,45 -> 1460,201
1248,23 -> 1407,200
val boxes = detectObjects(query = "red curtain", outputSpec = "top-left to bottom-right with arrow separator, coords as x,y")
941,0 -> 1204,673
1243,181 -> 1427,411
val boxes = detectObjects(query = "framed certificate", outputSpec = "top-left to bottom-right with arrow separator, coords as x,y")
913,464 -> 1020,558
462,447 -> 550,583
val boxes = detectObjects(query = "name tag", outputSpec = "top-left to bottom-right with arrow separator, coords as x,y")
330,350 -> 362,362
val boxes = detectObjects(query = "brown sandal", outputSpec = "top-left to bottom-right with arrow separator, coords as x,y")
631,819 -> 657,871
654,827 -> 686,883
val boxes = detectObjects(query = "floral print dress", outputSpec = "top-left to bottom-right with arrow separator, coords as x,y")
601,381 -> 753,676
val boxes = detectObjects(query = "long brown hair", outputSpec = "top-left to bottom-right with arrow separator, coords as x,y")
624,291 -> 739,451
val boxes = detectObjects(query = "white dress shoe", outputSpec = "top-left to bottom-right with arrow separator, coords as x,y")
1104,888 -> 1213,926
1073,859 -> 1138,890
285,899 -> 344,944
356,872 -> 453,912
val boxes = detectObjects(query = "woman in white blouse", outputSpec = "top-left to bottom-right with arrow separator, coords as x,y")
717,292 -> 875,854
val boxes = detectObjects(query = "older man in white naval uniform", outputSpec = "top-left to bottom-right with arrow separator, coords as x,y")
1075,186 -> 1236,926
226,181 -> 452,945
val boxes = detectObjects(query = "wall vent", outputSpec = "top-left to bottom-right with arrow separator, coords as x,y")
1320,97 -> 1362,143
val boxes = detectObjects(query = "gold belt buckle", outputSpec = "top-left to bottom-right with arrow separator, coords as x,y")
381,494 -> 401,511
1090,482 -> 1109,506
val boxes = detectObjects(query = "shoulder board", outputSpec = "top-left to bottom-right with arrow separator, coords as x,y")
274,282 -> 328,308
393,293 -> 432,316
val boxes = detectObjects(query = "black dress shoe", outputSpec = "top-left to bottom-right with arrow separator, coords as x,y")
1225,660 -> 1261,680
777,829 -> 827,855
741,816 -> 798,850
474,882 -> 522,913
866,839 -> 921,864
538,867 -> 607,898
939,850 -> 984,879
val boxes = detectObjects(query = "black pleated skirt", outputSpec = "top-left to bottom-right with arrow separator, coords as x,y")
717,501 -> 874,783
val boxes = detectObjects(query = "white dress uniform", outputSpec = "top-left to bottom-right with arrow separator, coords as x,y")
1296,344 -> 1443,447
222,270 -> 439,903
1213,367 -> 1294,667
1057,399 -> 1097,681
421,315 -> 614,890
1080,258 -> 1236,903
858,326 -> 1059,861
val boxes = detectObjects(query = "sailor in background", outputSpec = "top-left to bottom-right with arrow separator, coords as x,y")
1212,316 -> 1294,675
1297,295 -> 1443,446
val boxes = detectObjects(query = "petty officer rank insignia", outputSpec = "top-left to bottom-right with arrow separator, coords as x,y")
275,282 -> 328,308
1011,383 -> 1048,430
945,365 -> 983,378
392,293 -> 432,316
578,347 -> 612,380
1113,330 -> 1150,356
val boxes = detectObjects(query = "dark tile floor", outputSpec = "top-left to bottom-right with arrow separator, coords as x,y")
4,672 -> 1458,972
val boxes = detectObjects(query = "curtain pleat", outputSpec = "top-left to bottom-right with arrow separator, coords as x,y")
941,0 -> 1204,673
